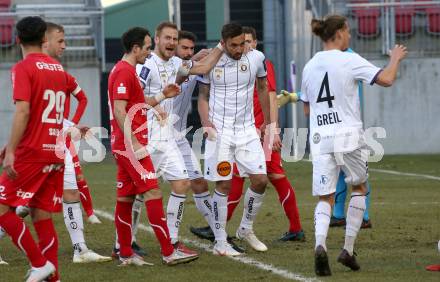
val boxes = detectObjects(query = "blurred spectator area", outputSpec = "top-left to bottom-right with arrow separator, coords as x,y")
323,0 -> 440,58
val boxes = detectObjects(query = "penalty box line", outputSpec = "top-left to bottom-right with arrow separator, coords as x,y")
94,209 -> 320,282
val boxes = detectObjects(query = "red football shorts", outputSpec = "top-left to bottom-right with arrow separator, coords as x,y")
114,153 -> 159,197
0,162 -> 64,212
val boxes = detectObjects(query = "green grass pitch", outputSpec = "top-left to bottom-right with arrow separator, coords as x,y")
0,155 -> 439,281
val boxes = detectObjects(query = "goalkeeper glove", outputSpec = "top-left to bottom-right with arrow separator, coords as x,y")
277,90 -> 301,108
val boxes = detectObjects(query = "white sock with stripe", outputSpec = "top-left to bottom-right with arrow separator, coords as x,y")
166,192 -> 187,244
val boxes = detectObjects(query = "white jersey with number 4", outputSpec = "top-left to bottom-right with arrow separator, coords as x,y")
198,49 -> 267,135
301,50 -> 381,155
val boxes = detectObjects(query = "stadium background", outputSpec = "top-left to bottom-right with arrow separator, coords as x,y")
0,1 -> 439,281
1,0 -> 439,155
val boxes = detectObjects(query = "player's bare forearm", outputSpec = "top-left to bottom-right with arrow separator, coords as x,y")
113,99 -> 141,149
190,47 -> 223,75
269,91 -> 279,127
144,96 -> 160,108
71,91 -> 88,124
257,77 -> 271,125
376,44 -> 407,87
197,83 -> 211,126
6,101 -> 30,153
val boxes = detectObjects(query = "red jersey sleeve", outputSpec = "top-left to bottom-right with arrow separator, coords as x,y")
11,63 -> 32,102
112,69 -> 132,101
265,60 -> 277,93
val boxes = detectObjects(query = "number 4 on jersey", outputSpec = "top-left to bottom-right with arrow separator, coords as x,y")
317,72 -> 334,108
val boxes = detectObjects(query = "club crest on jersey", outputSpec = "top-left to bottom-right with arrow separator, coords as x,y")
313,133 -> 321,144
216,161 -> 231,177
214,68 -> 223,80
239,63 -> 248,72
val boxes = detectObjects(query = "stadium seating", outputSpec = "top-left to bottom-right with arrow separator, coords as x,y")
354,8 -> 381,38
395,6 -> 416,36
0,17 -> 14,47
426,7 -> 440,35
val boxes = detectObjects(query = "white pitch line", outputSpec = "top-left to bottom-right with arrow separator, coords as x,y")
94,209 -> 319,282
369,168 -> 440,181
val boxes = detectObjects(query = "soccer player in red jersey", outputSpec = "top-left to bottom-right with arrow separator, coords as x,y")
191,26 -> 304,243
0,16 -> 71,282
108,27 -> 198,266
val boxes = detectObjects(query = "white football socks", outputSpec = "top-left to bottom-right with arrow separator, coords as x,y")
132,195 -> 144,242
344,192 -> 366,255
239,188 -> 265,231
314,201 -> 331,251
166,192 -> 187,244
193,191 -> 213,228
63,201 -> 87,254
211,189 -> 228,242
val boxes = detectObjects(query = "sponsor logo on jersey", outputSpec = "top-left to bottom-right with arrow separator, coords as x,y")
117,83 -> 126,94
313,133 -> 321,144
16,189 -> 34,200
139,66 -> 150,80
217,161 -> 232,177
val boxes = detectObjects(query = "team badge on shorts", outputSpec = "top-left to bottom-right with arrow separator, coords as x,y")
216,161 -> 232,177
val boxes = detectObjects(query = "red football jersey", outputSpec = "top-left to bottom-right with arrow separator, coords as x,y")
253,59 -> 277,128
11,53 -> 70,163
108,60 -> 148,152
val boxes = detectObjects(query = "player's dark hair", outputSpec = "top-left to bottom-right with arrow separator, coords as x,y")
221,22 -> 243,41
311,15 -> 347,42
155,21 -> 178,37
16,16 -> 47,46
121,27 -> 151,53
243,26 -> 257,40
46,22 -> 64,33
178,30 -> 197,43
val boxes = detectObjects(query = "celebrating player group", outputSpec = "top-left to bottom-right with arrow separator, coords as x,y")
0,13 -> 406,281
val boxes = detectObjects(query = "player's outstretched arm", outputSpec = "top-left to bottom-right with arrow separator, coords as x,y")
376,44 -> 407,87
183,45 -> 223,76
3,101 -> 30,178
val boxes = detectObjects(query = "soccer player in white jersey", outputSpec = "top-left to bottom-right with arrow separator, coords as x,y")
301,15 -> 407,276
173,31 -> 216,233
45,22 -> 110,264
133,22 -> 224,256
198,22 -> 275,256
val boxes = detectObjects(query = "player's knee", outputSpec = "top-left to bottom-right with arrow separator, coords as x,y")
63,189 -> 80,202
76,174 -> 84,182
268,173 -> 285,181
319,194 -> 335,206
191,178 -> 209,194
30,208 -> 51,222
0,204 -> 11,216
352,182 -> 368,195
171,179 -> 191,195
216,180 -> 231,194
250,175 -> 268,191
144,189 -> 162,200
117,195 -> 135,202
